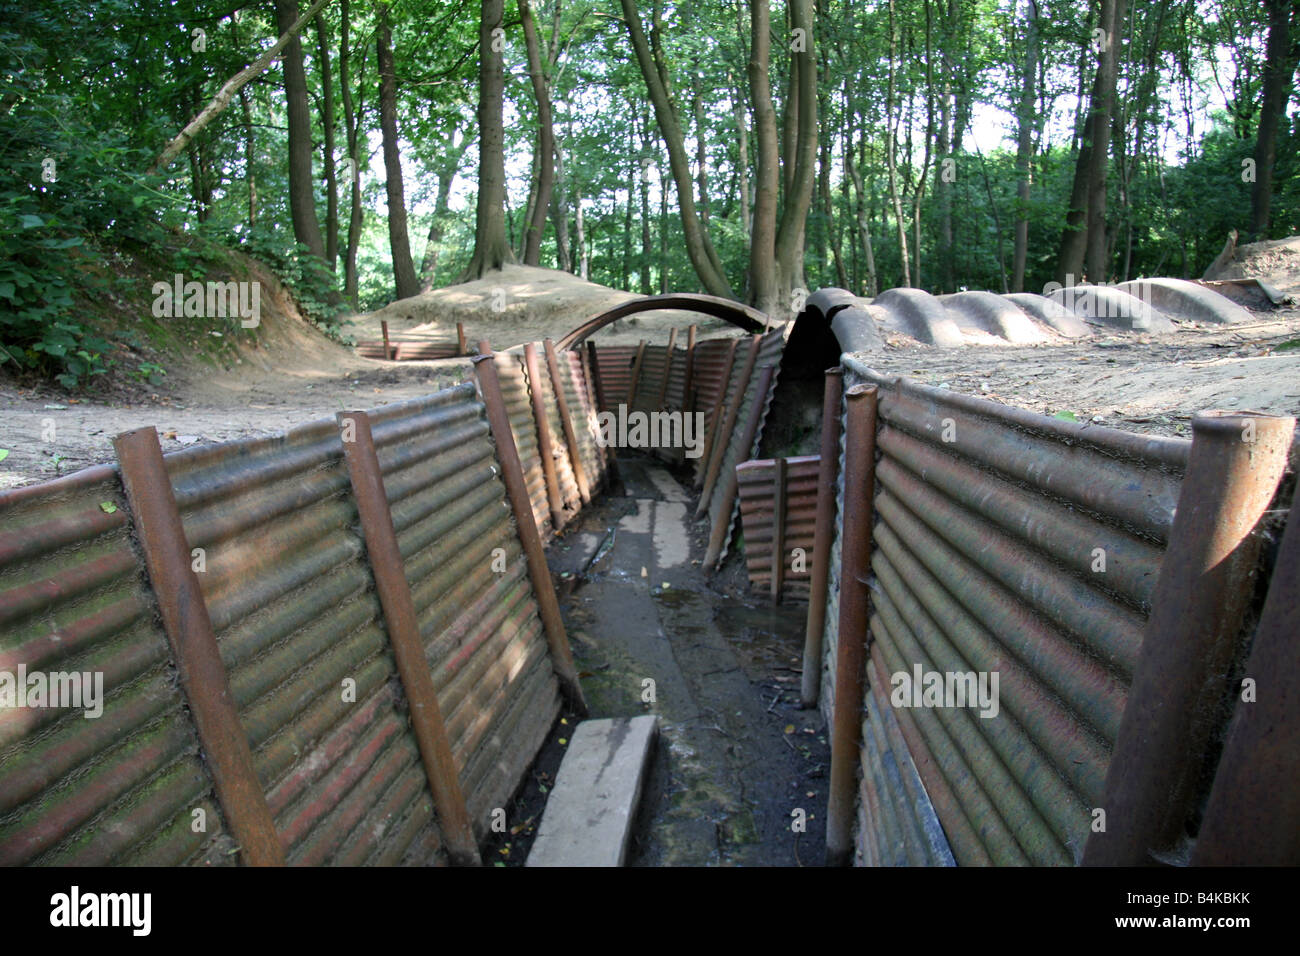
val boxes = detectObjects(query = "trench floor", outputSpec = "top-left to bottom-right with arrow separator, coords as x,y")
543,455 -> 831,866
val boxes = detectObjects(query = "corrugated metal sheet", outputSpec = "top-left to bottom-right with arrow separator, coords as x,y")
560,349 -> 608,494
0,467 -> 233,866
735,455 -> 818,601
702,327 -> 789,566
355,340 -> 463,361
1,374 -> 571,865
494,351 -> 554,543
826,355 -> 1193,866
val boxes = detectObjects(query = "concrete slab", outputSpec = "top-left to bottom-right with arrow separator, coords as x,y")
526,715 -> 659,867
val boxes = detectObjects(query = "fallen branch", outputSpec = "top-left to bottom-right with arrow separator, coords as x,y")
149,0 -> 333,174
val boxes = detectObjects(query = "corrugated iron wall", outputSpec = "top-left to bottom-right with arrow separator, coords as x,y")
735,456 -> 818,602
825,355 -> 1195,867
0,345 -> 611,865
0,467 -> 230,866
700,328 -> 788,566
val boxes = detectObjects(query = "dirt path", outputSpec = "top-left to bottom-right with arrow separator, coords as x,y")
547,456 -> 829,866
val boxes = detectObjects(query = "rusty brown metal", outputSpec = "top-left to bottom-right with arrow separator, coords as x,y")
112,426 -> 285,867
684,325 -> 697,411
585,340 -> 618,483
554,293 -> 770,350
704,363 -> 777,570
694,338 -> 740,489
771,457 -> 787,605
627,340 -> 648,408
544,339 -> 592,505
336,410 -> 481,867
1083,411 -> 1293,866
802,367 -> 843,708
473,342 -> 588,715
826,384 -> 878,867
656,327 -> 678,409
1193,493 -> 1300,865
381,320 -> 392,361
523,343 -> 567,531
457,322 -> 467,355
697,335 -> 762,515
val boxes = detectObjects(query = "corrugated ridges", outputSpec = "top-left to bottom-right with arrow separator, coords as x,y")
0,467 -> 232,866
836,356 -> 1193,867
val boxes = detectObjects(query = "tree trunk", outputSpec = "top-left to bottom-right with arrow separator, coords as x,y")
316,12 -> 339,270
420,132 -> 469,290
150,0 -> 331,173
552,139 -> 572,272
1249,0 -> 1298,239
1012,0 -> 1040,292
520,0 -> 555,265
620,0 -> 733,298
274,0 -> 327,261
574,191 -> 588,281
774,0 -> 816,299
463,0 -> 516,279
340,0 -> 363,307
640,113 -> 654,295
693,79 -> 710,226
239,85 -> 257,229
1057,0 -> 1125,284
378,6 -> 420,300
885,0 -> 910,287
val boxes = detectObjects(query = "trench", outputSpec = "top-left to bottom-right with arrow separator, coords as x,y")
533,454 -> 830,866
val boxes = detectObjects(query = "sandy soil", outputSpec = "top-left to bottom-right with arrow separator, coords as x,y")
351,263 -> 748,348
855,310 -> 1300,441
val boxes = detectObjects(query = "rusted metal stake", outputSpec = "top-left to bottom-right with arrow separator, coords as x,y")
1083,410 -> 1293,866
1193,492 -> 1300,865
771,456 -> 788,605
697,335 -> 762,515
474,342 -> 588,715
656,327 -> 678,410
523,342 -> 567,529
694,337 -> 741,490
112,426 -> 285,867
336,410 -> 480,867
627,339 -> 648,409
683,324 -> 697,412
704,364 -> 777,569
456,322 -> 467,356
544,339 -> 592,505
585,340 -> 619,484
381,320 -> 393,361
826,384 -> 879,867
801,368 -> 844,708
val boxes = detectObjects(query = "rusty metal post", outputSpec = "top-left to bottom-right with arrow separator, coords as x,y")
381,320 -> 393,361
826,384 -> 878,867
336,411 -> 480,867
1083,410 -> 1293,866
704,364 -> 777,569
656,327 -> 678,409
771,457 -> 788,605
694,338 -> 741,489
523,342 -> 567,529
802,368 -> 844,708
696,335 -> 762,516
474,342 -> 588,715
544,339 -> 591,505
457,322 -> 467,356
585,340 -> 618,484
112,427 -> 285,867
627,339 -> 648,408
683,324 -> 697,413
1193,493 -> 1300,865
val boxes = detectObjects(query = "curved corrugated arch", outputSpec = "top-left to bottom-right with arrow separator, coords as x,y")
555,294 -> 771,350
